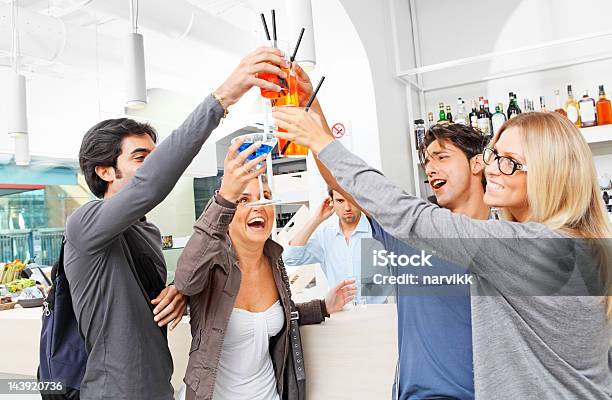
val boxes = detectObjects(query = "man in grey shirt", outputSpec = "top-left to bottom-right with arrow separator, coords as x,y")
64,47 -> 290,399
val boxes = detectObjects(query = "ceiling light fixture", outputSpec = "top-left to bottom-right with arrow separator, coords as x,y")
125,0 -> 147,110
285,0 -> 316,71
8,0 -> 30,166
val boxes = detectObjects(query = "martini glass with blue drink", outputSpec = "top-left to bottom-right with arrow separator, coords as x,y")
231,132 -> 280,207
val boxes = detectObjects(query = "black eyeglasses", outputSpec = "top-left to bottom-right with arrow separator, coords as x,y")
483,148 -> 528,176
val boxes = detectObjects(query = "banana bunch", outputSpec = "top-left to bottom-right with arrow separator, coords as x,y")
6,278 -> 36,293
0,259 -> 26,284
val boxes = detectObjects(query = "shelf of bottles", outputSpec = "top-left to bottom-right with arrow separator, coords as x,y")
413,83 -> 612,166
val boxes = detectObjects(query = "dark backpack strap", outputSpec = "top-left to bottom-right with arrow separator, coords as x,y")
50,237 -> 66,283
46,237 -> 67,311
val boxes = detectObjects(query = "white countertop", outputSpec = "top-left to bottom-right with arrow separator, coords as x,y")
0,304 -> 398,399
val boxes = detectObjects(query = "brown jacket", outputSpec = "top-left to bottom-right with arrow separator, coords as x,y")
174,194 -> 328,400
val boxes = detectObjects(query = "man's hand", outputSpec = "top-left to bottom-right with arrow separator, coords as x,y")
324,279 -> 357,314
151,286 -> 187,331
272,107 -> 334,154
215,47 -> 289,107
218,137 -> 268,203
316,196 -> 334,223
294,62 -> 315,109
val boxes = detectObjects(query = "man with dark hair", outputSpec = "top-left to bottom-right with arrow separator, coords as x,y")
64,47 -> 289,399
418,123 -> 488,192
316,121 -> 490,399
377,122 -> 490,399
283,186 -> 382,303
78,118 -> 158,198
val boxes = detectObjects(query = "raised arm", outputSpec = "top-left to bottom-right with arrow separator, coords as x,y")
273,107 -> 581,297
175,137 -> 268,295
68,47 -> 289,254
288,197 -> 333,246
283,196 -> 335,266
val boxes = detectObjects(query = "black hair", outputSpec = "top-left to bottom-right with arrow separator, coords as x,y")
79,118 -> 157,198
327,186 -> 334,199
418,123 -> 487,188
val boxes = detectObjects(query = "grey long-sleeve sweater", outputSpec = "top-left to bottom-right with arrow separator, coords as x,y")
318,139 -> 612,400
65,95 -> 224,399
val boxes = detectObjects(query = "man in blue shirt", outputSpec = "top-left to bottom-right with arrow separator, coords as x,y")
278,64 -> 489,398
308,120 -> 490,399
373,123 -> 491,399
283,188 -> 386,303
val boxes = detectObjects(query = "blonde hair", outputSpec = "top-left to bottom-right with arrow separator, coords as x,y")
489,112 -> 612,314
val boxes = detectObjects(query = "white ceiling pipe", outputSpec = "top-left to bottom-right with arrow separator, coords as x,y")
0,0 -> 253,74
0,3 -> 120,72
81,0 -> 255,56
0,2 -> 185,90
285,0 -> 316,71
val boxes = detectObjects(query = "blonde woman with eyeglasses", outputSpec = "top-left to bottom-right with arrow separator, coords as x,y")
273,106 -> 612,399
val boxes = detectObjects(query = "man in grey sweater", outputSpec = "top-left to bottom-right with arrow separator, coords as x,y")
64,47 -> 290,399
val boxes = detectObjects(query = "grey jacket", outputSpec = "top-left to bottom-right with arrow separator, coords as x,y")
64,95 -> 225,399
175,194 -> 328,400
317,139 -> 612,400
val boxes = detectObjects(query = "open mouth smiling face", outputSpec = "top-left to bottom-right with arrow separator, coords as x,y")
430,178 -> 447,191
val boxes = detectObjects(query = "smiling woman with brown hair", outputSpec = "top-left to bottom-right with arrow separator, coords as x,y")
174,138 -> 356,400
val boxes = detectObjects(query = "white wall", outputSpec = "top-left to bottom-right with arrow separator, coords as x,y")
338,0 -> 414,193
304,0 -> 388,206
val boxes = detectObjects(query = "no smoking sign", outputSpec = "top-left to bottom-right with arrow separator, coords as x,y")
331,123 -> 346,139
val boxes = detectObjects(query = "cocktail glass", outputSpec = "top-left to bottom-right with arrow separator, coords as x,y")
231,132 -> 280,207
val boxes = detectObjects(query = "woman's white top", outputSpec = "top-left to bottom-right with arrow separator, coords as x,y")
213,300 -> 285,400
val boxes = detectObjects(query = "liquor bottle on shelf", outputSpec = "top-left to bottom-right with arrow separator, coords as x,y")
515,93 -> 523,114
477,97 -> 491,136
455,98 -> 468,125
506,92 -> 514,118
539,96 -> 547,112
469,99 -> 479,128
554,90 -> 567,116
596,85 -> 612,126
427,112 -> 435,128
565,85 -> 581,127
446,105 -> 453,123
579,90 -> 597,128
414,119 -> 426,150
507,92 -> 521,119
524,98 -> 535,113
484,99 -> 494,133
438,103 -> 447,123
491,103 -> 507,136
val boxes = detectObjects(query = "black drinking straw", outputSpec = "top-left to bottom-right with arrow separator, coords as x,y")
280,76 -> 326,155
305,76 -> 325,111
260,13 -> 271,40
271,10 -> 277,47
290,28 -> 306,62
